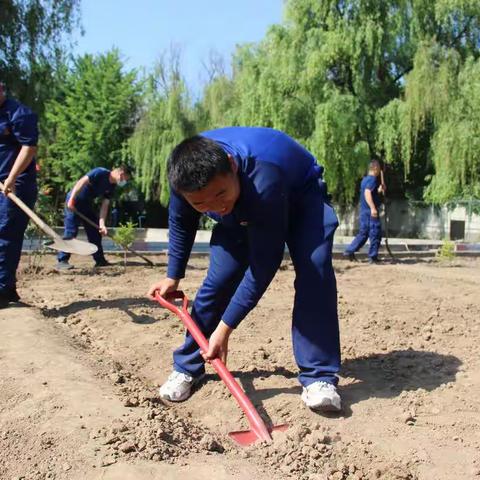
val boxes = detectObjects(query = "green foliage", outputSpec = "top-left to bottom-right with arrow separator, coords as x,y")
112,221 -> 136,249
0,0 -> 81,115
19,0 -> 479,208
199,215 -> 217,231
42,50 -> 141,196
309,91 -> 370,204
112,221 -> 136,268
437,239 -> 456,261
192,0 -> 480,205
128,52 -> 196,205
23,190 -> 60,275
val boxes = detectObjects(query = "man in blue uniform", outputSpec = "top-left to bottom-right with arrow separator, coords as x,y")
148,127 -> 342,412
56,165 -> 131,270
0,82 -> 38,308
344,160 -> 384,264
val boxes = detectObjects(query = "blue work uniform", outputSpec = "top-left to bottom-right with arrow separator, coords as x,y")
168,127 -> 340,387
0,98 -> 38,295
345,175 -> 382,259
57,167 -> 115,264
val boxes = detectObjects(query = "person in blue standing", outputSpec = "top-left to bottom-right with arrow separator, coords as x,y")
344,160 -> 385,264
0,82 -> 38,309
147,127 -> 342,412
55,165 -> 131,270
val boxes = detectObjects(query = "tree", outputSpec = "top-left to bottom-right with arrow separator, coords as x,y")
42,50 -> 141,196
0,0 -> 81,114
197,0 -> 480,205
129,48 -> 195,206
378,41 -> 480,203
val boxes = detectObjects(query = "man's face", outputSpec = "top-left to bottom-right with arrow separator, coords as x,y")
371,164 -> 381,177
113,168 -> 129,183
182,171 -> 240,216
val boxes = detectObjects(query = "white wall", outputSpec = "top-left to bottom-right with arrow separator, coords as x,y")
337,200 -> 480,241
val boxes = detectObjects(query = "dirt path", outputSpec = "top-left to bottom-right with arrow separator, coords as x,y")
1,255 -> 479,479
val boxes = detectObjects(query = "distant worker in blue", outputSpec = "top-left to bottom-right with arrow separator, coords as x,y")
56,165 -> 131,270
344,160 -> 385,264
148,127 -> 342,412
0,82 -> 38,309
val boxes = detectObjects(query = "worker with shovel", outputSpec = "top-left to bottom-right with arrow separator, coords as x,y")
55,165 -> 131,270
0,82 -> 38,309
148,127 -> 342,412
343,160 -> 386,264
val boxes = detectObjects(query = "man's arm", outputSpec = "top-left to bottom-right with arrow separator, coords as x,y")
1,103 -> 38,194
364,188 -> 378,217
98,198 -> 110,236
147,189 -> 200,299
166,189 -> 201,280
1,146 -> 37,194
379,169 -> 387,194
67,176 -> 90,209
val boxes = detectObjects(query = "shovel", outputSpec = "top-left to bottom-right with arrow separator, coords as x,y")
153,290 -> 288,446
0,181 -> 97,255
72,207 -> 155,266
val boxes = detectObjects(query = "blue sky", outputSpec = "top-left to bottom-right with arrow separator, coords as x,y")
73,0 -> 284,96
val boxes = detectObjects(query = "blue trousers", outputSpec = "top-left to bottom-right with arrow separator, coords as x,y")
57,200 -> 105,263
0,183 -> 37,293
345,210 -> 382,259
173,179 -> 341,387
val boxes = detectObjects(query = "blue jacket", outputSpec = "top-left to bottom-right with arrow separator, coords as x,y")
68,167 -> 116,204
0,98 -> 38,184
360,175 -> 381,212
168,127 -> 325,328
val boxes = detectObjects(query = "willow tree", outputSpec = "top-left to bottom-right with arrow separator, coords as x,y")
194,50 -> 237,130
129,51 -> 195,206
197,0 -> 480,205
377,40 -> 480,203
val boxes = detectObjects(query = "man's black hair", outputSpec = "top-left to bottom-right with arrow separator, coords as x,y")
167,135 -> 232,192
117,163 -> 133,177
368,159 -> 381,171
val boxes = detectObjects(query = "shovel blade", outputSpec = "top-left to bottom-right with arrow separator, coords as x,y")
228,424 -> 289,447
45,238 -> 98,255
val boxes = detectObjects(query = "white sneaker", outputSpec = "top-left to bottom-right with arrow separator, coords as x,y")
159,371 -> 203,402
301,381 -> 342,412
55,261 -> 74,271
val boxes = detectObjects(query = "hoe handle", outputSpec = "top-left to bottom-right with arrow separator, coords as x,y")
154,291 -> 272,443
0,181 -> 57,238
72,207 -> 155,266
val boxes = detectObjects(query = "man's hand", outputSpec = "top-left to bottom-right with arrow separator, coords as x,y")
201,321 -> 233,365
371,208 -> 379,218
147,277 -> 180,300
99,225 -> 108,236
1,176 -> 15,195
67,197 -> 76,210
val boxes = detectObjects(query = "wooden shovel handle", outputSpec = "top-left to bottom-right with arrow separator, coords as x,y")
0,180 -> 57,238
72,207 -> 155,267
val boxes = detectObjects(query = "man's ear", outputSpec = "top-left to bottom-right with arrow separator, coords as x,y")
228,154 -> 238,174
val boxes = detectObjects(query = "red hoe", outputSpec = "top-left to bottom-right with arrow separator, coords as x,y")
154,291 -> 288,446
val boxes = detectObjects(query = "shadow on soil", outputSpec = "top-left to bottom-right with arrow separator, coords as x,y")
338,349 -> 462,417
209,349 -> 461,421
40,296 -> 192,325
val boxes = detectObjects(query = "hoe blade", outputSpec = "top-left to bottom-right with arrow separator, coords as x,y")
44,237 -> 98,255
228,424 -> 289,447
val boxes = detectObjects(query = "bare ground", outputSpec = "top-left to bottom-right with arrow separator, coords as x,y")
1,253 -> 479,480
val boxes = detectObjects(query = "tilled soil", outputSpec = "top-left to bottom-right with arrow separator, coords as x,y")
1,254 -> 479,480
